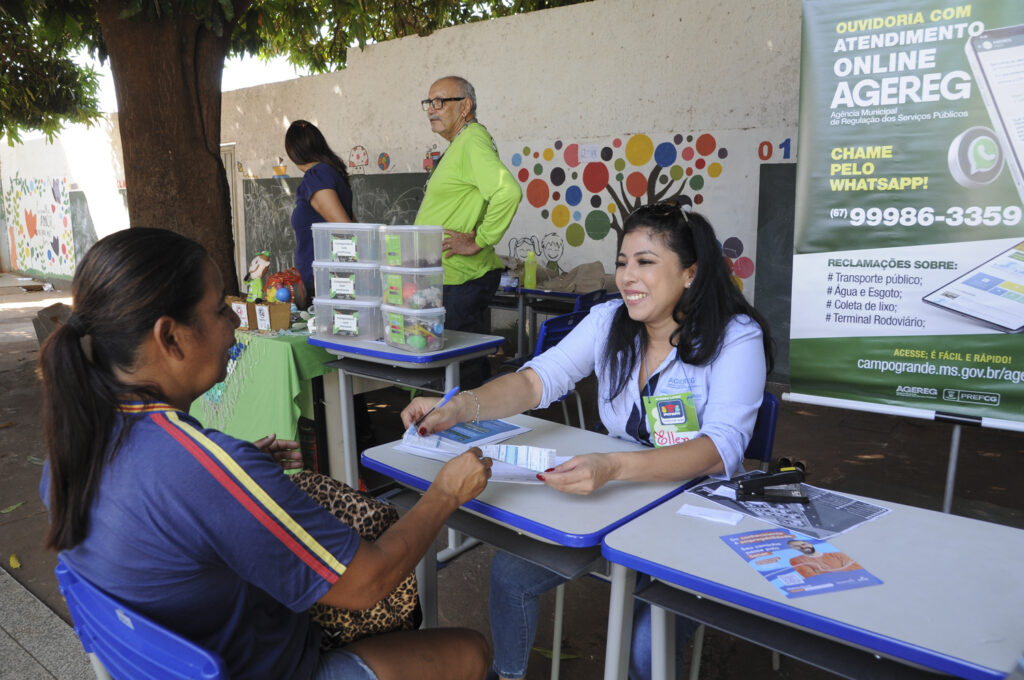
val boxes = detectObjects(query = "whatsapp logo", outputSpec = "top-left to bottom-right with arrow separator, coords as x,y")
949,126 -> 1003,187
968,136 -> 999,174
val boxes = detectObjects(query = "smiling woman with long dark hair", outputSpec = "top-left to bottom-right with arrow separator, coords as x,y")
402,200 -> 774,680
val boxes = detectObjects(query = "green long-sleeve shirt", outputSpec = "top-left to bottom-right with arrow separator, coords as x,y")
415,122 -> 523,285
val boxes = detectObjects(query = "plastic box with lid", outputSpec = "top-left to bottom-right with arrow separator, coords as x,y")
312,261 -> 380,301
379,265 -> 444,309
313,298 -> 382,339
312,223 -> 382,264
379,225 -> 443,267
381,303 -> 445,352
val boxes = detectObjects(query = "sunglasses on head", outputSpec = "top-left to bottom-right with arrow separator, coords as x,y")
647,199 -> 691,222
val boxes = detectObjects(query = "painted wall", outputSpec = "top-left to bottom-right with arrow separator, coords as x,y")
2,0 -> 801,293
224,0 -> 801,296
0,117 -> 128,277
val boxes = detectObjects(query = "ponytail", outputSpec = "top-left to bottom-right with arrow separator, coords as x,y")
40,228 -> 208,550
40,320 -> 120,550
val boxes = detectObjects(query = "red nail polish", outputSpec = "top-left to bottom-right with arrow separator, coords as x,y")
419,428 -> 427,436
536,473 -> 546,481
544,467 -> 555,473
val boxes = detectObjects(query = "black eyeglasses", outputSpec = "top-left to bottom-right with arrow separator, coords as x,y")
421,97 -> 466,111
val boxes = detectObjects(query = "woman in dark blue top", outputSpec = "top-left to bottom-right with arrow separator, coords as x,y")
286,120 -> 355,300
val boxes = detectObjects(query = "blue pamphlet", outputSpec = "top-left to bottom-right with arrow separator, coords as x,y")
403,419 -> 528,454
721,529 -> 882,599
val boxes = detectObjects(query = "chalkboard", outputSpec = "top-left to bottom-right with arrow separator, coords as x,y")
753,163 -> 797,382
349,173 -> 427,225
242,177 -> 301,275
241,172 -> 428,275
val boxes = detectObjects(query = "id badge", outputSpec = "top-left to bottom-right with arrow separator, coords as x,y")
642,392 -> 699,447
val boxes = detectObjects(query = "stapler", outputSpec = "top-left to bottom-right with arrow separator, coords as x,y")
736,462 -> 809,503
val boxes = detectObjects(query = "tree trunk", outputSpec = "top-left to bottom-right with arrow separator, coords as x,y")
95,1 -> 245,294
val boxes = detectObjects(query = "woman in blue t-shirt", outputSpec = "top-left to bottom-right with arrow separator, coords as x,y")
39,228 -> 493,680
286,120 -> 355,300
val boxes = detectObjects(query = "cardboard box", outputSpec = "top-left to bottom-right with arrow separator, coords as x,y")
253,302 -> 290,331
226,296 -> 256,330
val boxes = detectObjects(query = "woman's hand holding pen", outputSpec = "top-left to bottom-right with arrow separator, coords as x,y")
401,394 -> 471,436
537,452 -> 620,495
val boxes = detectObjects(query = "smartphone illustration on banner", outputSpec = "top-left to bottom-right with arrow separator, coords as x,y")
922,240 -> 1024,333
964,25 -> 1024,205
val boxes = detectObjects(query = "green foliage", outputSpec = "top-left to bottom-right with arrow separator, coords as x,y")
0,0 -> 585,141
233,0 -> 583,73
0,1 -> 104,144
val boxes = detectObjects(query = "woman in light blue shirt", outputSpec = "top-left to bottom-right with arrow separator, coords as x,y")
403,200 -> 774,680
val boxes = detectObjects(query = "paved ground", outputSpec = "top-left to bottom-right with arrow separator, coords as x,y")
2,271 -> 1023,679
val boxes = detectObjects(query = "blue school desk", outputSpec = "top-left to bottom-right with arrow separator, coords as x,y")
361,414 -> 699,680
602,488 -> 1024,680
309,329 -> 504,488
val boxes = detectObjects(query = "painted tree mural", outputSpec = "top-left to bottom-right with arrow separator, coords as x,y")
509,132 -> 758,291
510,132 -> 729,247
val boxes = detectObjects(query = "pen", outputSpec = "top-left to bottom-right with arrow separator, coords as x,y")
413,386 -> 460,428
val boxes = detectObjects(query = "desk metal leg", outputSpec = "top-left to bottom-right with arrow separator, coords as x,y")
651,604 -> 675,680
604,563 -> 636,680
435,361 -> 483,563
416,534 -> 440,629
529,306 -> 538,357
331,369 -> 359,488
517,294 -> 527,359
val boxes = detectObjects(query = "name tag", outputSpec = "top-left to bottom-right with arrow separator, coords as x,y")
642,392 -> 699,447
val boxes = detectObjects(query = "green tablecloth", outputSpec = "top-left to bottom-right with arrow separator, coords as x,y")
189,330 -> 334,443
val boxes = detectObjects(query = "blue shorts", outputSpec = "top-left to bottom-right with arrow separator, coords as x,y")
312,648 -> 378,680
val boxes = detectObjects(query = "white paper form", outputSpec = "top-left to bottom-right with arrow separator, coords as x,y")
397,428 -> 572,483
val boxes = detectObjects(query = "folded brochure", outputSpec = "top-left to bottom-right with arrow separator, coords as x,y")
399,420 -> 570,481
401,419 -> 529,453
721,528 -> 882,598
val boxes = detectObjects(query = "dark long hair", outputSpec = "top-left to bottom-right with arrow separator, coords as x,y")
604,202 -> 774,399
285,119 -> 349,179
40,228 -> 209,550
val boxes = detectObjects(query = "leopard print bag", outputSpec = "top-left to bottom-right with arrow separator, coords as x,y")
289,470 -> 421,648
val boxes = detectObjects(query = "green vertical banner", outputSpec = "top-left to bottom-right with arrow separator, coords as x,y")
793,1 -> 1024,424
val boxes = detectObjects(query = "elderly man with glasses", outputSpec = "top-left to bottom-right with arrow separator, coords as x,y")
415,75 -> 522,388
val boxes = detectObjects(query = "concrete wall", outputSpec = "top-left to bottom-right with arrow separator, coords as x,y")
2,0 -> 801,289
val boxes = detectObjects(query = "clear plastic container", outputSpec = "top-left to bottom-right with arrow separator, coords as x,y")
313,297 -> 382,339
381,304 -> 445,352
312,222 -> 382,263
380,265 -> 444,309
312,261 -> 380,301
379,225 -> 443,267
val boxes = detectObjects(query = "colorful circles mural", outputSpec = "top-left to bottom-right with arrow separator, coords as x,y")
509,132 -> 730,253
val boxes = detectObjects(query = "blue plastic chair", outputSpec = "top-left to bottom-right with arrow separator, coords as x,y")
55,555 -> 227,680
743,391 -> 779,471
570,288 -> 607,312
501,311 -> 589,429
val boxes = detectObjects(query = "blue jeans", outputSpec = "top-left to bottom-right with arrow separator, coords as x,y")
312,648 -> 378,680
489,551 -> 697,679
